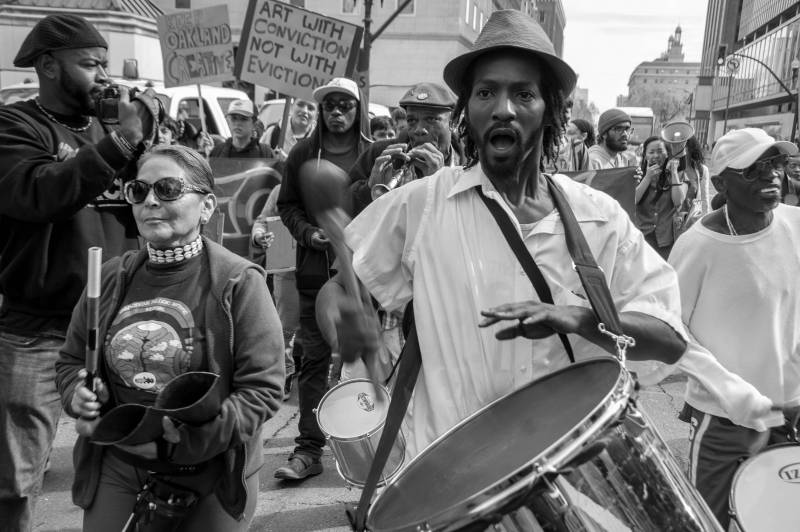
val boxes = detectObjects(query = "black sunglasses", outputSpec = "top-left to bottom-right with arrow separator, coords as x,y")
322,99 -> 357,113
124,177 -> 208,204
725,154 -> 788,182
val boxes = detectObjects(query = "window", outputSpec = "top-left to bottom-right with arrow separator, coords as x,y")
465,0 -> 470,23
342,0 -> 359,14
472,5 -> 477,30
479,11 -> 484,30
396,0 -> 414,15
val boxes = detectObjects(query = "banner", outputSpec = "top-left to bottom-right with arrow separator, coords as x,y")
157,5 -> 234,88
562,167 -> 637,220
235,0 -> 363,100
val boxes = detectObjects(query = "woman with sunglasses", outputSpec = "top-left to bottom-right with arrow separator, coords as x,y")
55,144 -> 284,531
634,135 -> 689,258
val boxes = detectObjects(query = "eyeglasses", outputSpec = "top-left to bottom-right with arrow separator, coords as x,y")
725,154 -> 788,182
124,177 -> 208,204
322,99 -> 357,113
610,125 -> 634,136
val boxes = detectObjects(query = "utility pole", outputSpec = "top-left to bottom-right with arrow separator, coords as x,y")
358,0 -> 414,103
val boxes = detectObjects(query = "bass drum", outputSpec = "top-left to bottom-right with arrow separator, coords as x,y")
366,357 -> 721,532
730,444 -> 800,531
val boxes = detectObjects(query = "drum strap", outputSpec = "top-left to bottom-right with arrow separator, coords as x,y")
476,186 -> 576,363
543,177 -> 625,337
348,310 -> 422,531
477,176 -> 626,346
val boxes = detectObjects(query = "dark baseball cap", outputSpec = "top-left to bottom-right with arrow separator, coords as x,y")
398,82 -> 456,110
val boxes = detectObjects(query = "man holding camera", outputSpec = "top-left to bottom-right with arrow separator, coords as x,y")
0,14 -> 156,530
349,82 -> 457,215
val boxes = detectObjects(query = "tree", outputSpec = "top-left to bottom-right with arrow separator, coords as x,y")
623,85 -> 691,128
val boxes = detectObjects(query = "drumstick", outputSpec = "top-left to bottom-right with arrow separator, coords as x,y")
316,208 -> 385,401
84,247 -> 102,393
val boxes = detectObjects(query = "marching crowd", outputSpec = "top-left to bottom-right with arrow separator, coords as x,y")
0,10 -> 799,532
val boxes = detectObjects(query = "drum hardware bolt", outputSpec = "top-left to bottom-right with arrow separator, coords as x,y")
415,522 -> 432,532
597,323 -> 635,363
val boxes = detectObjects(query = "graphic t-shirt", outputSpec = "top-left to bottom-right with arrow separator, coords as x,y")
104,254 -> 210,406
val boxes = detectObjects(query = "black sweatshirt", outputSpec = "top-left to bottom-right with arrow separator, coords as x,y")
0,100 -> 140,335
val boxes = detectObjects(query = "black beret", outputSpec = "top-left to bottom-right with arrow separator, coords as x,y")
398,82 -> 456,111
14,14 -> 108,68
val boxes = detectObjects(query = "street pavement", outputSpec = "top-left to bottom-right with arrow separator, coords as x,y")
33,360 -> 690,532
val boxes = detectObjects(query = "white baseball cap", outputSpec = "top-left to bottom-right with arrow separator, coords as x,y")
226,99 -> 254,118
710,128 -> 797,176
312,77 -> 360,103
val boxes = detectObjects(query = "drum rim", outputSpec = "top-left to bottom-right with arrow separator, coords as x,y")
316,378 -> 392,441
367,356 -> 633,531
729,441 -> 800,526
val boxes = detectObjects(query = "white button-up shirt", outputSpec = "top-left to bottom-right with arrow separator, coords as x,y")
344,164 -> 685,460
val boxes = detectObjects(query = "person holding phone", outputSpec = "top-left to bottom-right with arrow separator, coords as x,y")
635,136 -> 689,258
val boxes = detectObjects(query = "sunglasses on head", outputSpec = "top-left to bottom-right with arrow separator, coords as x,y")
725,154 -> 788,182
124,177 -> 208,204
322,99 -> 357,113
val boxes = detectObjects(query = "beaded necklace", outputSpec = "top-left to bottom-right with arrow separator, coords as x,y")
147,236 -> 204,264
34,99 -> 92,132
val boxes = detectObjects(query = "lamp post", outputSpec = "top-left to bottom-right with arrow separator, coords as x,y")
792,58 -> 800,143
720,56 -> 740,134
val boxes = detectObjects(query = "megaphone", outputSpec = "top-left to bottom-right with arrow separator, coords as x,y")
660,121 -> 695,157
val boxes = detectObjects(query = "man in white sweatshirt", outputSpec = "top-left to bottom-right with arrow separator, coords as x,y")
668,127 -> 800,529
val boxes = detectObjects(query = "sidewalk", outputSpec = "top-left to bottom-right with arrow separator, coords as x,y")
34,361 -> 689,531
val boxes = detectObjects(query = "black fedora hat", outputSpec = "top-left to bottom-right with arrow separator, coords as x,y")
443,10 -> 577,97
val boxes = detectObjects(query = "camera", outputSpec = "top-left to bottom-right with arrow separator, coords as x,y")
94,85 -> 139,125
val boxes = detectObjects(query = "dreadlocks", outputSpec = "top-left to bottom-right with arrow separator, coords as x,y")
451,59 -> 569,172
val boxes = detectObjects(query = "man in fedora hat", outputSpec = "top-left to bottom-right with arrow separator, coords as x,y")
0,14 -> 157,529
336,10 -> 688,462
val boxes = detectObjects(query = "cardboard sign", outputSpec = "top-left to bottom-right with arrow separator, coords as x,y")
264,216 -> 296,273
157,5 -> 234,88
236,0 -> 363,100
562,167 -> 637,220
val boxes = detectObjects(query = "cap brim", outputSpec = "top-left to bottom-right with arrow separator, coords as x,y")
312,86 -> 359,103
726,140 -> 799,170
443,45 -> 577,97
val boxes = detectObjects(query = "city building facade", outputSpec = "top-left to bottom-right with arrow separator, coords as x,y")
533,0 -> 564,58
619,26 -> 700,128
697,0 -> 800,143
0,0 -> 165,87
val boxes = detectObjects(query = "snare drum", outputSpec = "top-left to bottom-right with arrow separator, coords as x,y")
730,444 -> 800,531
316,378 -> 405,487
367,357 -> 721,531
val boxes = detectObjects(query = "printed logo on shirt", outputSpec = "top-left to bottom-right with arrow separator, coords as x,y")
93,174 -> 126,207
105,298 -> 195,393
56,142 -> 78,162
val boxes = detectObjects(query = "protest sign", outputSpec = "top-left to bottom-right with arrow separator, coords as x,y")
235,0 -> 363,100
562,167 -> 637,220
157,5 -> 234,88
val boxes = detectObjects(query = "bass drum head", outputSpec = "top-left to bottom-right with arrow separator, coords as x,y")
367,357 -> 625,531
731,444 -> 800,531
317,379 -> 391,439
